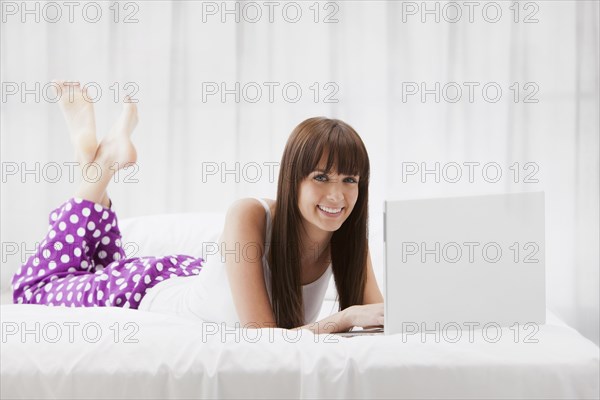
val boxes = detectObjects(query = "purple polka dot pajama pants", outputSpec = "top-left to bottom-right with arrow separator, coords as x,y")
12,198 -> 204,309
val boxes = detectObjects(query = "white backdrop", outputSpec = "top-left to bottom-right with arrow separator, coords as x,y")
1,1 -> 598,345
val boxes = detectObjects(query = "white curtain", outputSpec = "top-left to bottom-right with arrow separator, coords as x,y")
1,0 -> 598,345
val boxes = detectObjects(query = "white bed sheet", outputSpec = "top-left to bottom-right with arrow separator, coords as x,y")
1,304 -> 598,399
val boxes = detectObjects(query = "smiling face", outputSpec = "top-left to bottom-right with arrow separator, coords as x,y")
275,117 -> 370,256
297,156 -> 360,233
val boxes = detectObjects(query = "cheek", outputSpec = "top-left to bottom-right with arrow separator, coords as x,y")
300,184 -> 318,201
347,189 -> 360,209
298,184 -> 317,210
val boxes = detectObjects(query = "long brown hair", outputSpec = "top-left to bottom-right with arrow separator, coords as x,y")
269,117 -> 370,329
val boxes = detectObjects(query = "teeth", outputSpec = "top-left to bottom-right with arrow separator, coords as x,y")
318,205 -> 342,214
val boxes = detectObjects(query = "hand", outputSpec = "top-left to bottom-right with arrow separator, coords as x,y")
343,303 -> 384,329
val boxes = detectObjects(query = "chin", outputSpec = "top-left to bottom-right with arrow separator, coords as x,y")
315,211 -> 348,230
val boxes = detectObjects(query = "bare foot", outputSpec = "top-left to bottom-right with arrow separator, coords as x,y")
94,97 -> 138,171
54,80 -> 98,164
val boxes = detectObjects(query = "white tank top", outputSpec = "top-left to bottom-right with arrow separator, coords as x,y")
138,198 -> 333,327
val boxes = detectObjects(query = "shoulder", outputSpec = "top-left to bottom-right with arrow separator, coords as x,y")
221,198 -> 275,240
225,198 -> 273,221
227,197 -> 262,214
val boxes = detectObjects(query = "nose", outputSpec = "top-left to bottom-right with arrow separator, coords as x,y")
326,182 -> 344,203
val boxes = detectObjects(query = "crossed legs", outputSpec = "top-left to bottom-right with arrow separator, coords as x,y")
54,80 -> 138,206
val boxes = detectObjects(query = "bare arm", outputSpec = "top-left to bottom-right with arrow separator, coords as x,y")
293,248 -> 384,334
221,199 -> 277,328
292,303 -> 384,334
292,307 -> 354,334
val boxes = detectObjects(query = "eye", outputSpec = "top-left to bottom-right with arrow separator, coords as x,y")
344,177 -> 358,184
314,174 -> 328,182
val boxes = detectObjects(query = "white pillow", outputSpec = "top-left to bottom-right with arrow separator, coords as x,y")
118,213 -> 226,260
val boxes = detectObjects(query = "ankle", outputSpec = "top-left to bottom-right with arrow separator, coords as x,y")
101,197 -> 111,209
91,144 -> 116,169
100,192 -> 112,209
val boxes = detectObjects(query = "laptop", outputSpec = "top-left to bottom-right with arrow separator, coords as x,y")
335,192 -> 546,337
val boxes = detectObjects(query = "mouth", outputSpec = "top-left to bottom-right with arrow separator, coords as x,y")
317,205 -> 344,217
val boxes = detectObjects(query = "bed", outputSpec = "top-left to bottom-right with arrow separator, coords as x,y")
1,212 -> 598,399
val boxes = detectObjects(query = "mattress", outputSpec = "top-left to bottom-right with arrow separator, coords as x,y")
1,304 -> 598,399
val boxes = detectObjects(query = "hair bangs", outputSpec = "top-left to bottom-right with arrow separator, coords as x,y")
298,121 -> 368,181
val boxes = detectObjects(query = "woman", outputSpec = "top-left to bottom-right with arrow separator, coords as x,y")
12,81 -> 384,334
